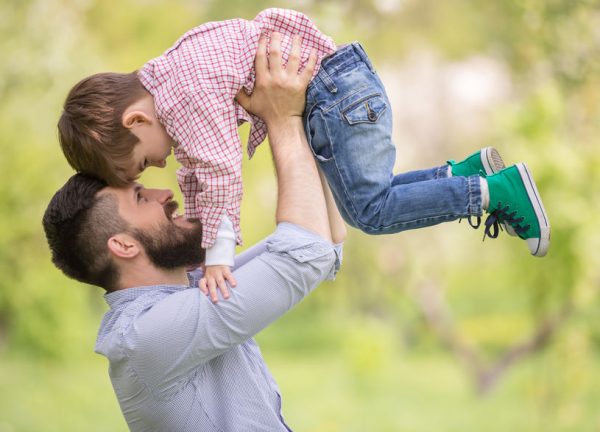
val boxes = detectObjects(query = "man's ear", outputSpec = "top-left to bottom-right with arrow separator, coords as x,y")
107,234 -> 141,259
122,110 -> 152,130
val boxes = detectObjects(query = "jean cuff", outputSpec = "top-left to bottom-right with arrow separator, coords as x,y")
466,175 -> 483,216
435,165 -> 450,179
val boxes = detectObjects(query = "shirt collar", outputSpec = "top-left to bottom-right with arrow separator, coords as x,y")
104,282 -> 191,309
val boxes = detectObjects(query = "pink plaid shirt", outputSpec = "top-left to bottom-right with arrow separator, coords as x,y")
138,8 -> 336,248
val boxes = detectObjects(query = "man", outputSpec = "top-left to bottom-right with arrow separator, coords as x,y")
42,39 -> 345,431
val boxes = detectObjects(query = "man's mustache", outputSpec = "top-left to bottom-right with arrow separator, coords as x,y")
163,200 -> 179,220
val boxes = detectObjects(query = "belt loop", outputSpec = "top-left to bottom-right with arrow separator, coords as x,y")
352,42 -> 374,73
317,64 -> 338,94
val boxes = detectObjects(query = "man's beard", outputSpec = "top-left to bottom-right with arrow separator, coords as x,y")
131,204 -> 205,270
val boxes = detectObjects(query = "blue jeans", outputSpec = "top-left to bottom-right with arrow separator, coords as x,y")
303,43 -> 483,234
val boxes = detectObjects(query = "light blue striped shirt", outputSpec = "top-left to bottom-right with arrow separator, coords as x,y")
95,223 -> 342,431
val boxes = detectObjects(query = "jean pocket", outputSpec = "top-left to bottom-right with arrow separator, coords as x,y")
342,94 -> 387,125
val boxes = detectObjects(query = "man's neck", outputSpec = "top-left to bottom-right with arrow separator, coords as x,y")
117,264 -> 190,290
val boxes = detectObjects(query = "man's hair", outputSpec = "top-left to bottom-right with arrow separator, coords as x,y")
42,173 -> 127,290
58,72 -> 147,186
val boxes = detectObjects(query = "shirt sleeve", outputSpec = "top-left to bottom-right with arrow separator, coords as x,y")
171,90 -> 244,248
187,238 -> 269,283
126,223 -> 342,395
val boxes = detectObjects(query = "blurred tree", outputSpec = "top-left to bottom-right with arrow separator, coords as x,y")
1,1 -> 599,429
0,0 -> 106,358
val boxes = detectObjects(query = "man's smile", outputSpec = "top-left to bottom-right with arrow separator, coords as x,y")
163,200 -> 180,221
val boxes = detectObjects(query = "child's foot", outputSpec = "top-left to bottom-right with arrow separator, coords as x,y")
448,147 -> 505,177
485,163 -> 550,257
448,147 -> 514,233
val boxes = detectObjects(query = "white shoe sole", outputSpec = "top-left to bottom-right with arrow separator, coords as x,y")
516,163 -> 551,257
481,147 -> 506,175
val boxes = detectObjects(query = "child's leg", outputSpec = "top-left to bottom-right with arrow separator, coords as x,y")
391,146 -> 506,187
304,43 -> 482,235
391,166 -> 449,186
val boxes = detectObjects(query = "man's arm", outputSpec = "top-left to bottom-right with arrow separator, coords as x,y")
127,34 -> 342,393
319,168 -> 347,245
132,224 -> 338,391
240,32 -> 331,241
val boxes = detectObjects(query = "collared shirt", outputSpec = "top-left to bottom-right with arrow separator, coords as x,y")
138,9 -> 336,248
95,223 -> 342,432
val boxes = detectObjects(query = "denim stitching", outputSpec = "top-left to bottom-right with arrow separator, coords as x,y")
467,175 -> 483,216
352,42 -> 374,72
340,93 -> 386,124
322,85 -> 370,112
316,109 -> 335,163
317,67 -> 337,93
434,165 -> 448,179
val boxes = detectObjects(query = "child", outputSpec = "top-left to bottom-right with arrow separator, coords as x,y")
58,8 -> 550,296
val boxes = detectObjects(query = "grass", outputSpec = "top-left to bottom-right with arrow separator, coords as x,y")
1,309 -> 599,432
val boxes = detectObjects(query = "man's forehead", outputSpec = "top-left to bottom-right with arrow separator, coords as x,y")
97,182 -> 142,200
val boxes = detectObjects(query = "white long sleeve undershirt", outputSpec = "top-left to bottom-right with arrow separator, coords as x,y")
204,215 -> 237,267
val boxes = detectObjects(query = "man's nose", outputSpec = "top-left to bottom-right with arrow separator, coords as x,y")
141,188 -> 174,204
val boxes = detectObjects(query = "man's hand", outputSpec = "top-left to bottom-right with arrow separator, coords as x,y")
238,31 -> 331,241
236,32 -> 317,127
199,265 -> 237,303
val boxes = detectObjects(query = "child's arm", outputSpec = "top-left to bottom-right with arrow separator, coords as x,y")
200,215 -> 237,302
170,96 -> 245,300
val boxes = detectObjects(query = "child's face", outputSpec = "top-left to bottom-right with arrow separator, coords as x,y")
128,122 -> 175,180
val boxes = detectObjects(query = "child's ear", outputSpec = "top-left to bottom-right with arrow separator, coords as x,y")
122,110 -> 151,130
107,234 -> 141,259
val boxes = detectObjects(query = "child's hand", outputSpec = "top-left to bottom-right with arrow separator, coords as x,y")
199,265 -> 237,303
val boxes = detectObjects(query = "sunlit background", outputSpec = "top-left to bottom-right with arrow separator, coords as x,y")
1,0 -> 599,430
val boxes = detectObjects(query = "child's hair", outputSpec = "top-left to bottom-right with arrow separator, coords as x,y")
58,72 -> 148,186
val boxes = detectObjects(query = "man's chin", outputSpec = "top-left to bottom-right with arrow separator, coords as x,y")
134,219 -> 205,271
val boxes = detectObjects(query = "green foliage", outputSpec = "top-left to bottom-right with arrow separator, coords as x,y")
1,0 -> 599,430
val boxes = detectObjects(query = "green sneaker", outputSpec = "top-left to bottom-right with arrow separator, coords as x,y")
448,147 -> 515,233
448,146 -> 505,177
485,163 -> 550,257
